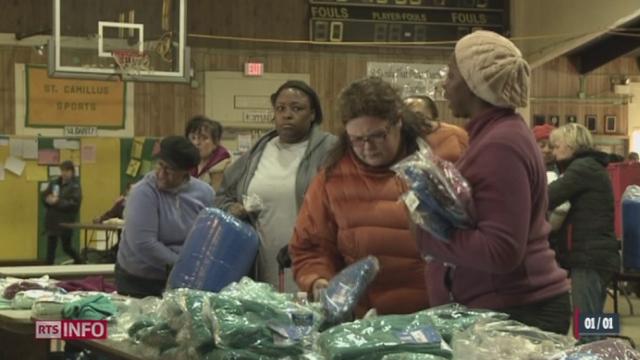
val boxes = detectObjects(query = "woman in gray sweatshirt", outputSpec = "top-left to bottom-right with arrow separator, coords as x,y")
116,136 -> 215,298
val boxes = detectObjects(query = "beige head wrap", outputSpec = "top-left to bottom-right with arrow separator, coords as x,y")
454,30 -> 530,108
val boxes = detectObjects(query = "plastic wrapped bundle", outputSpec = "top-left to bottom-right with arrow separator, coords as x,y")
159,288 -> 217,354
321,256 -> 380,327
549,338 -> 640,360
392,139 -> 474,243
381,354 -> 449,360
211,277 -> 322,357
420,304 -> 509,343
11,289 -> 67,309
316,311 -> 452,360
204,349 -> 279,359
168,208 -> 260,292
451,319 -> 575,360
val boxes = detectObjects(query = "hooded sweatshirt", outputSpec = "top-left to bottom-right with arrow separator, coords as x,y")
117,172 -> 215,279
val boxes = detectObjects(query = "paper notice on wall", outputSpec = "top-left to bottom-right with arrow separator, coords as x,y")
0,138 -> 8,147
5,156 -> 26,176
9,138 -> 23,157
71,150 -> 80,165
81,144 -> 97,163
38,149 -> 60,165
59,149 -> 72,163
26,162 -> 47,182
131,138 -> 144,159
65,140 -> 80,150
40,182 -> 49,191
49,166 -> 61,177
53,139 -> 67,149
22,138 -> 38,160
126,159 -> 141,177
53,139 -> 80,150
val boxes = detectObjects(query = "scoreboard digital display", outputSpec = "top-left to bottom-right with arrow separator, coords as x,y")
309,0 -> 509,44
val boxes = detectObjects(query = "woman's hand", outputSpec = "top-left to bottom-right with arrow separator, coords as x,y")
312,278 -> 329,301
228,202 -> 249,220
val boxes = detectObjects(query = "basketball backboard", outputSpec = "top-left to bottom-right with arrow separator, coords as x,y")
49,0 -> 189,82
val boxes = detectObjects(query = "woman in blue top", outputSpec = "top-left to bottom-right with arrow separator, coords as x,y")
116,136 -> 215,298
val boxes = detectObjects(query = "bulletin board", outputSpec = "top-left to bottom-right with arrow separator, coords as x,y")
119,137 -> 160,191
0,135 -> 145,262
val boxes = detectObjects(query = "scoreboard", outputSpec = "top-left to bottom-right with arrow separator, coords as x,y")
309,0 -> 509,43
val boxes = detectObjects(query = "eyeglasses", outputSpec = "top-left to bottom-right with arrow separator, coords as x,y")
348,124 -> 393,149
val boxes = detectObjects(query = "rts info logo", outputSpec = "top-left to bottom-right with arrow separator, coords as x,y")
35,320 -> 108,340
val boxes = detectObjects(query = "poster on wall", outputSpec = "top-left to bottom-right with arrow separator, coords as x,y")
366,62 -> 447,99
25,66 -> 126,129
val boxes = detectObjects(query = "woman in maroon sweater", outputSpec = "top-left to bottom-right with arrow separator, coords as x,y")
416,30 -> 571,334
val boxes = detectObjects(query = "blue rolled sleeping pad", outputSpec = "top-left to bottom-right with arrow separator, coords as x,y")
402,166 -> 462,240
167,208 -> 260,292
623,197 -> 640,270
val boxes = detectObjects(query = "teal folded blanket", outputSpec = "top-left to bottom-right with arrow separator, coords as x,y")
62,294 -> 118,320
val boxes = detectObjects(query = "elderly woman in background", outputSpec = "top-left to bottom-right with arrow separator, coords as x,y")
403,95 -> 468,162
548,123 -> 620,317
415,31 -> 571,334
185,115 -> 231,191
532,123 -> 570,236
290,77 -> 466,316
216,80 -> 336,291
116,136 -> 215,298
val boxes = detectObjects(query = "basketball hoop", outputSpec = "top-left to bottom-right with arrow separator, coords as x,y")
112,49 -> 151,78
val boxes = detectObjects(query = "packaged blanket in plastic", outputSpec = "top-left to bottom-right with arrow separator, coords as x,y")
548,338 -> 640,360
420,303 -> 509,343
211,277 -> 323,358
110,289 -> 217,358
1,275 -> 60,300
392,138 -> 474,243
381,353 -> 449,360
316,310 -> 453,360
168,208 -> 260,292
451,319 -> 575,360
321,256 -> 380,327
11,289 -> 66,309
158,288 -> 217,355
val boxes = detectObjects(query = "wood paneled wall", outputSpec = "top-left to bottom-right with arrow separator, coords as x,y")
0,45 -> 48,134
529,56 -> 640,136
132,46 -> 453,136
3,44 -> 639,138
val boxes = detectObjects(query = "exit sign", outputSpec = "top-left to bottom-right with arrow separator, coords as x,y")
244,62 -> 264,77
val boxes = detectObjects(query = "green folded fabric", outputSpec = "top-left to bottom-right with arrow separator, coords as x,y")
317,311 -> 453,360
381,353 -> 449,360
211,278 -> 322,358
62,294 -> 118,320
419,304 -> 509,343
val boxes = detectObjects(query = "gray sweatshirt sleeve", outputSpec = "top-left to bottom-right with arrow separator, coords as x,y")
215,153 -> 247,211
124,184 -> 179,267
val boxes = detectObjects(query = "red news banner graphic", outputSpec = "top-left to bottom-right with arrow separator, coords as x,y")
36,320 -> 108,340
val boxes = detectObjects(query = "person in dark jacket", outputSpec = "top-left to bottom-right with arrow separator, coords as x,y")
43,160 -> 83,265
548,123 -> 620,317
